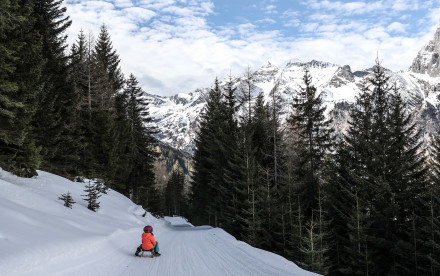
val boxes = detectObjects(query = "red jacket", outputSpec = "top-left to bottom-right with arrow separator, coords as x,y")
141,232 -> 156,250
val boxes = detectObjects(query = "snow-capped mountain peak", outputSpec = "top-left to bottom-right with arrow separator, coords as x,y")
409,23 -> 440,77
149,26 -> 440,154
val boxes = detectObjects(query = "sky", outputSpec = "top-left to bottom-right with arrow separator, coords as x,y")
63,0 -> 440,96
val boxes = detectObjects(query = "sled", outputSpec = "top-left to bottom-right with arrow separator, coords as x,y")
139,249 -> 160,258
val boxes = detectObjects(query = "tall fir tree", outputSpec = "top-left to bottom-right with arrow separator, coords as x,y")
0,0 -> 43,176
243,92 -> 269,247
426,133 -> 440,275
287,69 -> 334,273
94,24 -> 124,93
190,79 -> 224,226
220,76 -> 249,239
118,74 -> 158,212
328,81 -> 375,276
31,0 -> 81,175
328,60 -> 429,275
164,169 -> 186,216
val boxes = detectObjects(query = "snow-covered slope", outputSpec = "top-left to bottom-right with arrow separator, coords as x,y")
0,168 -> 317,276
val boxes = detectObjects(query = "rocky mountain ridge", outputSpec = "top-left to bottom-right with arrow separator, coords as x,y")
148,25 -> 440,155
410,25 -> 440,77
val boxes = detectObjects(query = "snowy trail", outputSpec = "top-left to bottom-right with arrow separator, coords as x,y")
0,169 -> 317,276
18,219 -> 313,276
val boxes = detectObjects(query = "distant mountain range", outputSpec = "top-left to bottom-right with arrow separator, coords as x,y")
148,24 -> 440,155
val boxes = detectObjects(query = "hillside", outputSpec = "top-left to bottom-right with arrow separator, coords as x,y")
0,168 -> 317,276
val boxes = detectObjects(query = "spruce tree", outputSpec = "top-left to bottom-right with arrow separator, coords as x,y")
328,60 -> 429,275
31,0 -> 81,175
267,76 -> 289,255
121,74 -> 158,202
0,0 -> 44,176
59,191 -> 76,208
220,77 -> 249,239
0,0 -> 22,161
94,24 -> 124,92
165,169 -> 186,216
288,69 -> 334,217
386,87 -> 428,275
287,69 -> 334,271
328,81 -> 375,275
190,79 -> 223,226
422,120 -> 440,275
244,92 -> 268,247
190,79 -> 232,227
82,181 -> 101,212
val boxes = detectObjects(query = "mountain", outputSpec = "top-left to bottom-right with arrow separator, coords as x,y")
0,168 -> 317,276
409,24 -> 440,77
154,142 -> 193,189
149,27 -> 440,153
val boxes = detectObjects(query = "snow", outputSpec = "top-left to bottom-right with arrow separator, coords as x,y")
177,93 -> 191,100
150,58 -> 440,153
0,168 -> 317,276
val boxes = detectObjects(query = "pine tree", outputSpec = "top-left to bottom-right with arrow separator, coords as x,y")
267,75 -> 289,255
190,79 -> 233,227
94,24 -> 124,93
121,74 -> 158,202
327,81 -> 375,275
76,29 -> 119,184
31,0 -> 81,175
190,79 -> 223,226
422,127 -> 440,275
386,86 -> 428,275
69,29 -> 90,175
237,68 -> 256,223
59,191 -> 76,208
0,0 -> 22,162
0,0 -> 44,176
328,60 -> 429,275
245,92 -> 269,247
165,169 -> 186,216
220,77 -> 249,239
287,69 -> 334,271
95,179 -> 110,194
143,184 -> 164,217
82,181 -> 101,212
288,69 -> 334,217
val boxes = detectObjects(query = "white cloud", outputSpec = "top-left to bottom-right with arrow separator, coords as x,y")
303,0 -> 427,16
387,22 -> 407,33
257,18 -> 277,24
112,0 -> 133,8
122,7 -> 156,22
64,0 -> 440,96
138,0 -> 176,9
265,5 -> 277,14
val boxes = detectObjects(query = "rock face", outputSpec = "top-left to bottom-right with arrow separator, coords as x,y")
410,24 -> 440,77
149,25 -> 440,155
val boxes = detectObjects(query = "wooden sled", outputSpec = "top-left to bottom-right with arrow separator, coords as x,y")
139,249 -> 159,258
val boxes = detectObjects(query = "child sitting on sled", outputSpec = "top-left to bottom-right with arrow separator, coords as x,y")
135,225 -> 161,257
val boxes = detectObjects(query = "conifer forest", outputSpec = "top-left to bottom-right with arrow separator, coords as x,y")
1,0 -> 440,275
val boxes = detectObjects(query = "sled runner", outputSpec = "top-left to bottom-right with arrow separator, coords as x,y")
139,249 -> 161,258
